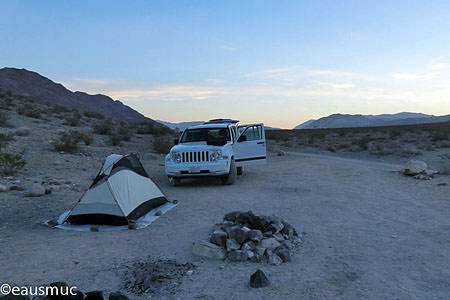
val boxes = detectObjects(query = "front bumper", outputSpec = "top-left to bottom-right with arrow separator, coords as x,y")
165,159 -> 230,178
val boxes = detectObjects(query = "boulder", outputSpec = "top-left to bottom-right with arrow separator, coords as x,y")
267,220 -> 284,234
254,246 -> 266,256
248,229 -> 263,243
193,241 -> 226,260
210,230 -> 227,248
108,292 -> 129,300
223,211 -> 241,222
228,227 -> 249,244
260,237 -> 281,250
273,233 -> 285,242
241,241 -> 256,252
267,252 -> 283,265
228,250 -> 248,262
0,184 -> 7,192
25,183 -> 46,197
83,291 -> 104,300
404,160 -> 428,176
281,222 -> 295,238
249,269 -> 270,288
226,238 -> 241,252
275,247 -> 291,262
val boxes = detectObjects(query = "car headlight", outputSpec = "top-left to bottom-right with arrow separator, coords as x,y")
170,151 -> 181,163
210,149 -> 222,161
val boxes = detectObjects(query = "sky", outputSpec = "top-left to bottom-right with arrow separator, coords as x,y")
1,0 -> 450,128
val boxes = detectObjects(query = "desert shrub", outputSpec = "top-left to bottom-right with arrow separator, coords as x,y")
0,111 -> 10,127
70,130 -> 93,145
308,132 -> 326,145
0,152 -> 26,175
109,134 -> 122,146
84,111 -> 104,119
439,161 -> 450,175
117,123 -> 131,141
431,130 -> 449,142
0,133 -> 14,149
356,136 -> 370,151
51,105 -> 72,114
64,112 -> 82,126
93,118 -> 114,135
53,131 -> 80,153
135,121 -> 173,136
16,103 -> 42,118
153,136 -> 173,154
266,130 -> 290,142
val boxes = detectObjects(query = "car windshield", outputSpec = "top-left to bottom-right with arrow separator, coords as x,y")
181,127 -> 230,143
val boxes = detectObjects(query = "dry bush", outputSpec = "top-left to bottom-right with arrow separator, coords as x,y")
53,131 -> 81,153
153,136 -> 173,154
93,118 -> 114,135
431,130 -> 449,142
0,152 -> 26,175
84,111 -> 104,119
16,103 -> 42,119
51,105 -> 72,114
70,130 -> 93,145
0,111 -> 11,127
63,111 -> 82,126
134,121 -> 173,136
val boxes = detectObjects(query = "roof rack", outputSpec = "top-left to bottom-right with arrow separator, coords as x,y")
204,119 -> 239,124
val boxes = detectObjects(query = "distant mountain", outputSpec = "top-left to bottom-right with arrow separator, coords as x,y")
156,120 -> 204,131
294,112 -> 450,129
0,67 -> 154,123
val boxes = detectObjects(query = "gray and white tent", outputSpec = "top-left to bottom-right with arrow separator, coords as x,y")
64,153 -> 169,226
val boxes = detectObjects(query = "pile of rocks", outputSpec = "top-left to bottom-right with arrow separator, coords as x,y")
193,211 -> 300,265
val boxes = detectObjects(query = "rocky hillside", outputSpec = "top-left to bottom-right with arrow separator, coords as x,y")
295,112 -> 450,129
0,67 -> 154,123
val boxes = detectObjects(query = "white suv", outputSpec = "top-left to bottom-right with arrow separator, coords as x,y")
165,119 -> 266,185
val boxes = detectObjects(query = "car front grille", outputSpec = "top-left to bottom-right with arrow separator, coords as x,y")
181,151 -> 210,163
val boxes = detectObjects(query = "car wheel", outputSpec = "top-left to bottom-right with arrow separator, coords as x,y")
221,159 -> 237,185
168,176 -> 181,186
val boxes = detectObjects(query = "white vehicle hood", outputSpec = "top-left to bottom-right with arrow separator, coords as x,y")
170,142 -> 227,152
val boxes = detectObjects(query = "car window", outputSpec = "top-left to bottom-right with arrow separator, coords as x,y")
181,127 -> 230,143
241,125 -> 262,141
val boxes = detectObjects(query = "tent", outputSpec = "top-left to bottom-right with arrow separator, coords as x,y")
64,153 -> 169,226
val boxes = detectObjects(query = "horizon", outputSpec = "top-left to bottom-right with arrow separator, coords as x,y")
1,1 -> 450,128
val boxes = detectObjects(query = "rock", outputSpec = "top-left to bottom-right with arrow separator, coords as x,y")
414,174 -> 432,180
193,241 -> 226,260
249,269 -> 270,288
268,252 -> 283,265
273,233 -> 285,242
210,230 -> 227,248
274,247 -> 291,262
404,159 -> 428,176
128,222 -> 137,230
228,227 -> 249,244
0,183 -> 7,192
108,292 -> 129,300
250,252 -> 263,262
84,291 -> 104,300
228,250 -> 248,261
90,225 -> 99,232
14,126 -> 30,136
226,238 -> 241,252
246,251 -> 255,260
277,150 -> 285,156
263,231 -> 273,237
281,223 -> 295,239
9,185 -> 24,191
47,219 -> 59,227
248,229 -> 263,243
254,246 -> 266,256
186,270 -> 194,276
224,211 -> 241,222
267,220 -> 284,234
155,210 -> 162,216
241,241 -> 256,252
25,183 -> 46,197
64,290 -> 84,300
45,188 -> 52,194
260,237 -> 281,250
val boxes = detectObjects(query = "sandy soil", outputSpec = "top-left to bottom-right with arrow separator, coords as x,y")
2,133 -> 450,299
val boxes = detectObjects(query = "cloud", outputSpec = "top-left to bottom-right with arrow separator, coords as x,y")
429,63 -> 450,70
331,83 -> 355,89
392,72 -> 436,80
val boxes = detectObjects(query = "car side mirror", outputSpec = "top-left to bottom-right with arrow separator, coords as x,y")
173,139 -> 179,145
238,135 -> 247,142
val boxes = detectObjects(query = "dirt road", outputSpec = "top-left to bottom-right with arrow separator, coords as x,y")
1,152 -> 450,299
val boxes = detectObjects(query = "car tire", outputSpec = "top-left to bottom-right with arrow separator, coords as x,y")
168,176 -> 181,186
221,159 -> 237,185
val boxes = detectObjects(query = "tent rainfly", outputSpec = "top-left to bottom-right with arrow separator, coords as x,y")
64,153 -> 168,225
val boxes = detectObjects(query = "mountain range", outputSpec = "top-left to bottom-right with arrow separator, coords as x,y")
294,112 -> 450,129
0,67 -> 153,123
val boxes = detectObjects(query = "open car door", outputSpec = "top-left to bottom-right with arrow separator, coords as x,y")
233,123 -> 267,166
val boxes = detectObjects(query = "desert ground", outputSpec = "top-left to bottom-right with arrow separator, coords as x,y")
1,95 -> 450,299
